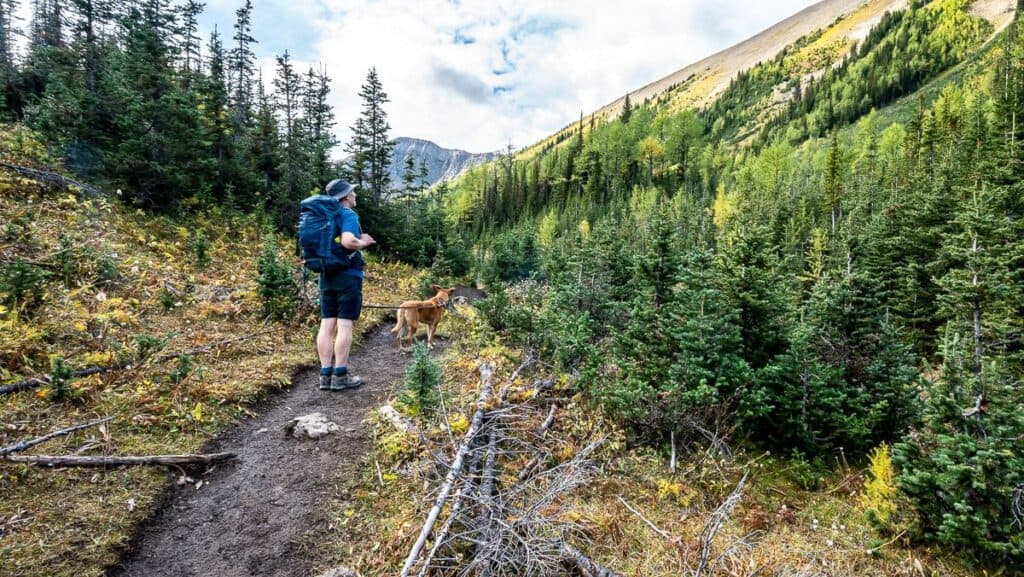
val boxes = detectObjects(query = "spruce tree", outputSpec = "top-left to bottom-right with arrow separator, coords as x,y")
345,67 -> 394,205
0,0 -> 21,117
272,49 -> 310,226
229,0 -> 256,137
401,155 -> 417,192
302,65 -> 336,187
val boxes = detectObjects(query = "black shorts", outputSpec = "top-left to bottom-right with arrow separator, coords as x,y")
320,275 -> 362,320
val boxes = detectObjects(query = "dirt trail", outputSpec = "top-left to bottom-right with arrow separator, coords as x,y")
107,321 -> 437,577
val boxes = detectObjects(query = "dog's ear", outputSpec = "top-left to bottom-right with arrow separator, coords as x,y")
431,284 -> 441,291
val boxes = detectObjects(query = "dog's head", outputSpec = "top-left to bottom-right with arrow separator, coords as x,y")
431,285 -> 456,307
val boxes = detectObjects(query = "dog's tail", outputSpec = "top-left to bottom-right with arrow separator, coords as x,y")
391,309 -> 406,337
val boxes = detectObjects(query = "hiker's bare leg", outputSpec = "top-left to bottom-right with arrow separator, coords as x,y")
334,319 -> 354,367
317,318 -> 338,367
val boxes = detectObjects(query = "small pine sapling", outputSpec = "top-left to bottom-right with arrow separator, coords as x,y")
399,342 -> 441,418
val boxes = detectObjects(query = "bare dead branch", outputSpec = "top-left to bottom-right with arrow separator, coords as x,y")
693,472 -> 748,577
3,452 -> 236,468
616,495 -> 676,543
399,363 -> 495,577
154,327 -> 285,361
0,365 -> 120,396
0,417 -> 113,456
1,328 -> 285,397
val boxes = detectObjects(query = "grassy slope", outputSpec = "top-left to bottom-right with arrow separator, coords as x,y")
0,126 -> 420,577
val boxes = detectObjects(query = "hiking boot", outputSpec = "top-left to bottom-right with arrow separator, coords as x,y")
330,372 -> 364,391
319,373 -> 332,390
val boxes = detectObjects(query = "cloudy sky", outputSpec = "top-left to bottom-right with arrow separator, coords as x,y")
196,0 -> 824,153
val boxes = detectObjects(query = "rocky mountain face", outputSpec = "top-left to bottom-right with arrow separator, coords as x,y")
388,137 -> 499,191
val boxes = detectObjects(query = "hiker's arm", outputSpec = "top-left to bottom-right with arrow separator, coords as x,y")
341,232 -> 375,250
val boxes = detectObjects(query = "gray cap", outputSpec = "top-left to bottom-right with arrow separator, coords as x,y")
325,178 -> 356,199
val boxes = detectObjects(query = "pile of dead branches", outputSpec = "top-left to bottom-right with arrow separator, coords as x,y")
396,362 -> 621,577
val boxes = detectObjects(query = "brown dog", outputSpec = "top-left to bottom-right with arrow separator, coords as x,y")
391,286 -> 455,349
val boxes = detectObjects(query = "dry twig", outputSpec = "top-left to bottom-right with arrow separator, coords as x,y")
0,417 -> 113,457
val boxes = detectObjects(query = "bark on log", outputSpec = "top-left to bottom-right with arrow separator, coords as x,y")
0,161 -> 103,197
3,452 -> 236,468
560,542 -> 622,577
0,417 -> 113,457
399,363 -> 495,577
0,365 -> 116,396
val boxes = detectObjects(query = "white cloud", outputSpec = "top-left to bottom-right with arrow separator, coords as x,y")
311,0 -> 816,153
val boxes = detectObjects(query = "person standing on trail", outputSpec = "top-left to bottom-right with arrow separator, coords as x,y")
317,178 -> 375,391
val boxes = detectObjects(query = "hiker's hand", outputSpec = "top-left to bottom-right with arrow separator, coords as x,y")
360,233 -> 376,248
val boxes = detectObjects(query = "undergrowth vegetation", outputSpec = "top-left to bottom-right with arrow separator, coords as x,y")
321,304 -> 987,577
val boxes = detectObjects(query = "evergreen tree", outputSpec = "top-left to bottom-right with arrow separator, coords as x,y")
268,50 -> 307,230
229,0 -> 256,137
302,65 -> 336,187
418,158 -> 430,189
108,1 -> 203,208
401,155 -> 417,192
345,67 -> 394,205
620,92 -> 632,124
179,0 -> 204,81
201,27 -> 231,199
0,0 -> 21,116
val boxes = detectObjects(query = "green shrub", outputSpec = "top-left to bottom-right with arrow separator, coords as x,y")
47,356 -> 76,402
398,342 -> 442,417
190,230 -> 211,269
132,332 -> 173,360
159,286 -> 178,310
0,258 -> 50,313
256,242 -> 296,320
169,354 -> 198,385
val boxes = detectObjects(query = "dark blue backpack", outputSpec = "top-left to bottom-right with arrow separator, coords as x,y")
298,195 -> 351,272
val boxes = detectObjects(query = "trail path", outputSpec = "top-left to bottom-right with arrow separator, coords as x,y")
107,322 -> 439,577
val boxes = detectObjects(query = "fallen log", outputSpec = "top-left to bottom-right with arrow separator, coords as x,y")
415,480 -> 467,577
0,161 -> 103,197
560,542 -> 623,577
0,365 -> 117,396
3,452 -> 236,468
0,416 -> 113,457
399,363 -> 494,577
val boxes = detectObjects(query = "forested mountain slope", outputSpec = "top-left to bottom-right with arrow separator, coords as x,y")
438,0 -> 1024,570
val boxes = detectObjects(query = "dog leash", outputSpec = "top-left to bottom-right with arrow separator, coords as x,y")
361,300 -> 470,320
361,303 -> 446,310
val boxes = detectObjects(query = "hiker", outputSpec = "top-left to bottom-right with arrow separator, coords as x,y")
315,178 -> 375,391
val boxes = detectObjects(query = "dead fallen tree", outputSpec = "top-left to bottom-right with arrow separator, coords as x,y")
4,452 -> 236,468
395,359 -> 621,577
0,365 -> 121,396
0,161 -> 103,197
399,363 -> 495,577
0,417 -> 237,469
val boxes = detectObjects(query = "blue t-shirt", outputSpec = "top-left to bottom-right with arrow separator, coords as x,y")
320,207 -> 364,289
